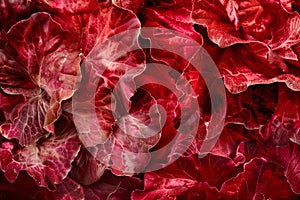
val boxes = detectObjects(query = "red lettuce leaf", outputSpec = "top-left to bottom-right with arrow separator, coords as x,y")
108,176 -> 143,199
210,124 -> 256,161
112,0 -> 145,13
0,0 -> 40,31
132,180 -> 221,200
259,85 -> 300,145
48,177 -> 84,200
278,142 -> 300,194
83,170 -> 143,200
81,4 -> 141,56
132,154 -> 240,199
1,1 -> 300,199
78,88 -> 162,176
70,147 -> 106,185
192,0 -> 300,60
192,0 -> 243,47
72,4 -> 145,144
281,0 -> 294,11
108,88 -> 163,175
0,89 -> 25,119
138,0 -> 202,44
0,115 -> 81,190
226,84 -> 278,129
34,0 -> 101,46
6,12 -> 81,129
38,0 -> 99,13
1,94 -> 54,146
0,48 -> 38,95
220,158 -> 298,199
232,139 -> 300,194
71,4 -> 163,176
83,170 -> 122,200
218,42 -> 300,93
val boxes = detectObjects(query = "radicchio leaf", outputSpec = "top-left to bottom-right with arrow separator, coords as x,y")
47,177 -> 85,200
132,154 -> 240,199
138,0 -> 202,44
0,0 -> 39,31
0,115 -> 81,190
83,170 -> 143,200
0,89 -> 24,120
0,48 -> 38,96
71,4 -> 145,145
218,42 -> 300,93
229,139 -> 300,194
192,0 -> 300,60
112,0 -> 145,13
38,0 -> 99,13
132,179 -> 221,200
1,94 -> 53,146
259,85 -> 300,146
192,0 -> 242,47
34,0 -> 101,44
278,142 -> 300,194
107,176 -> 143,199
72,4 -> 159,177
70,147 -> 106,185
78,88 -> 163,176
6,12 -> 81,129
210,124 -> 256,161
226,84 -> 278,129
81,4 -> 141,56
220,158 -> 298,199
83,170 -> 122,200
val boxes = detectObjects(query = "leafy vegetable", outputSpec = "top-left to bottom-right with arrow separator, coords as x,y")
0,0 -> 299,199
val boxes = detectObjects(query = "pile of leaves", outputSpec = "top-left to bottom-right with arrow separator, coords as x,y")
0,0 -> 300,199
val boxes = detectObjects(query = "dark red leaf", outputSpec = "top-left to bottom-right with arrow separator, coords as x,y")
220,158 -> 298,199
0,115 -> 81,190
6,12 -> 81,129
